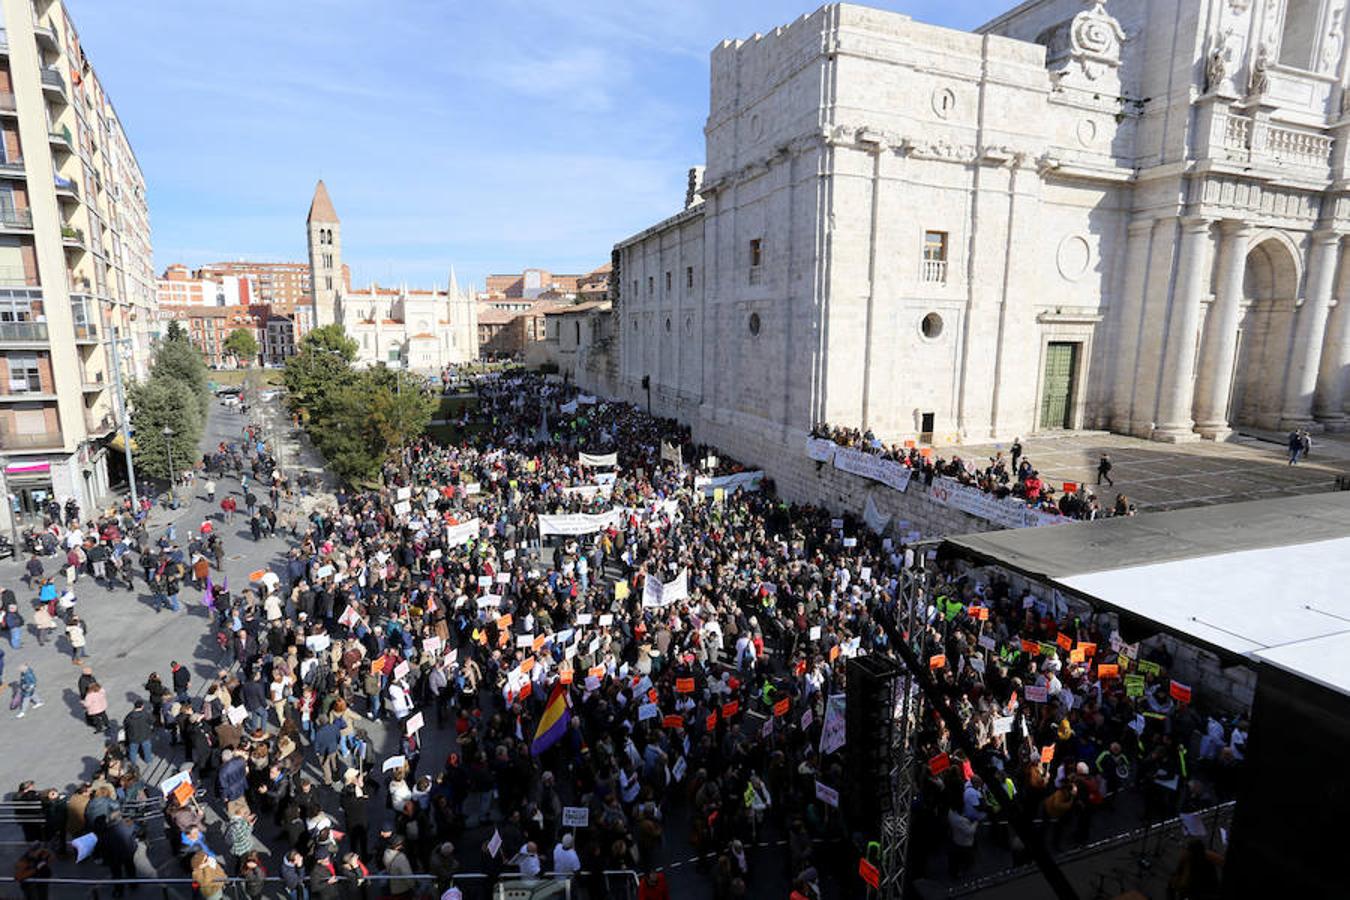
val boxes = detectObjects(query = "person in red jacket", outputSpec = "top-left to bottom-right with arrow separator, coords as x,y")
637,868 -> 670,900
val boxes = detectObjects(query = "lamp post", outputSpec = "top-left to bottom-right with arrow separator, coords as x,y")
163,425 -> 175,507
0,453 -> 16,549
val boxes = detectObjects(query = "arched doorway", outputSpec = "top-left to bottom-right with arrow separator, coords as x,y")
1230,237 -> 1300,429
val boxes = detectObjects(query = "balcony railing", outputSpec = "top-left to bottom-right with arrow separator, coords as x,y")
48,124 -> 71,147
0,428 -> 62,449
32,22 -> 58,48
72,321 -> 97,341
84,411 -> 113,434
0,157 -> 24,175
54,174 -> 77,197
0,320 -> 47,341
61,224 -> 83,243
39,67 -> 64,97
922,258 -> 949,284
0,265 -> 36,287
0,207 -> 32,229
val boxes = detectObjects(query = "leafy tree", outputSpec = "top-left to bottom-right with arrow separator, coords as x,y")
164,319 -> 187,343
366,367 -> 437,452
151,337 -> 210,418
284,325 -> 358,415
129,378 -> 202,481
223,329 -> 259,364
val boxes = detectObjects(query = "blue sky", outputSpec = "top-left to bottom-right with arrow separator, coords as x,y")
71,0 -> 994,291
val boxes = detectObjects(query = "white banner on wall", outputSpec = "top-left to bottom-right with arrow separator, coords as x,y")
863,494 -> 891,535
925,477 -> 1068,529
831,446 -> 912,493
694,470 -> 765,494
806,437 -> 837,463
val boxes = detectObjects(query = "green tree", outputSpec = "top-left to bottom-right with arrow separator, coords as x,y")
164,319 -> 187,343
129,378 -> 202,481
151,337 -> 210,418
367,367 -> 437,451
283,325 -> 358,415
223,329 -> 259,364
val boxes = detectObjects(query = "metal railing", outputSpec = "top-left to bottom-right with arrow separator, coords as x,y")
0,319 -> 47,341
39,67 -> 64,93
0,156 -> 24,173
922,258 -> 948,283
0,207 -> 33,228
0,264 -> 37,286
61,224 -> 83,242
0,428 -> 62,449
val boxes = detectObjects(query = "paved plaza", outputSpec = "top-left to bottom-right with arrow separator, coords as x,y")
945,430 -> 1350,512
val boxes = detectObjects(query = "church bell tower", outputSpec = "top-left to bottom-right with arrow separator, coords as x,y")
306,179 -> 342,328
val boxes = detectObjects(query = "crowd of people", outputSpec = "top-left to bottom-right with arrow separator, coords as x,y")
810,424 -> 1139,520
4,374 -> 1241,900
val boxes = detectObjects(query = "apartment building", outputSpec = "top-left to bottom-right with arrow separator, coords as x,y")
0,0 -> 153,524
156,263 -> 250,308
159,303 -> 262,368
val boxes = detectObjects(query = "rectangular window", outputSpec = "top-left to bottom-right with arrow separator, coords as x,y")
749,238 -> 762,268
665,271 -> 672,292
923,230 -> 948,284
647,276 -> 654,296
686,266 -> 694,289
7,352 -> 41,392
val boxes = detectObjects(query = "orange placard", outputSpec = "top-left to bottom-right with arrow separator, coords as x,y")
1056,633 -> 1073,651
532,634 -> 548,652
497,631 -> 510,648
647,689 -> 659,703
1096,663 -> 1119,679
1069,648 -> 1086,664
676,677 -> 695,694
588,665 -> 606,680
520,656 -> 536,674
705,711 -> 718,731
829,645 -> 841,663
560,668 -> 574,685
662,715 -> 684,729
773,697 -> 791,717
1040,745 -> 1055,764
903,440 -> 916,449
721,700 -> 739,719
968,606 -> 989,621
496,613 -> 513,629
929,654 -> 947,670
1078,642 -> 1097,658
919,447 -> 933,458
172,780 -> 195,805
248,570 -> 266,582
1021,638 -> 1040,655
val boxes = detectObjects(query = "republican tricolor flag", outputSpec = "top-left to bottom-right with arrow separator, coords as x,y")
530,681 -> 571,756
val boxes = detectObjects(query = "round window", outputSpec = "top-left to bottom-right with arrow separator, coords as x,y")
921,312 -> 943,339
748,312 -> 761,336
665,317 -> 671,333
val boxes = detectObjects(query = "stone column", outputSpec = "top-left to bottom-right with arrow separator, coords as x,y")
1192,220 -> 1253,439
1109,218 -> 1157,434
1315,263 -> 1350,430
1279,230 -> 1341,430
1153,217 -> 1214,442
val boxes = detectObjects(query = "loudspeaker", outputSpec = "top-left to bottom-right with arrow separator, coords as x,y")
843,655 -> 904,838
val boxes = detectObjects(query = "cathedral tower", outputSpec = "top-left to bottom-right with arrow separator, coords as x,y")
306,179 -> 342,328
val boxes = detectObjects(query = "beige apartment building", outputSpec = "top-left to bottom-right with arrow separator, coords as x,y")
0,0 -> 153,525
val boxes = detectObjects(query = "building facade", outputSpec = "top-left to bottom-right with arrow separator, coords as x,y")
613,0 -> 1350,477
305,181 -> 478,370
0,0 -> 153,524
156,263 -> 250,308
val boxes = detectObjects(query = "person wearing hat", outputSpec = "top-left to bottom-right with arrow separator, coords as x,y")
382,834 -> 415,899
552,834 -> 580,878
309,846 -> 340,900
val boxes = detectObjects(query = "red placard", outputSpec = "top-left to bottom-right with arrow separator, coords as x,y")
662,715 -> 683,729
705,711 -> 718,731
647,689 -> 659,703
929,654 -> 947,670
858,858 -> 880,889
968,606 -> 989,621
676,677 -> 695,694
1056,632 -> 1073,651
773,698 -> 791,717
1021,638 -> 1040,654
1096,664 -> 1119,679
928,752 -> 951,775
1078,642 -> 1097,658
1064,481 -> 1078,493
721,700 -> 740,720
1040,745 -> 1055,764
559,668 -> 573,685
1169,680 -> 1192,704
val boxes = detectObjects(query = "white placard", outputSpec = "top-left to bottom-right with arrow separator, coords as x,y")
992,715 -> 1014,736
1024,685 -> 1048,703
814,780 -> 839,808
429,549 -> 442,560
503,549 -> 516,561
316,564 -> 335,579
575,613 -> 593,625
305,634 -> 331,653
393,661 -> 410,681
801,709 -> 814,730
598,614 -> 613,626
227,705 -> 247,726
562,806 -> 589,828
381,755 -> 407,773
422,636 -> 443,655
478,575 -> 493,588
809,625 -> 822,641
671,756 -> 687,782
394,500 -> 411,517
978,634 -> 997,652
465,482 -> 482,495
486,828 -> 502,859
496,572 -> 510,584
405,712 -> 424,735
638,702 -> 659,721
159,769 -> 192,798
516,634 -> 534,649
397,486 -> 412,501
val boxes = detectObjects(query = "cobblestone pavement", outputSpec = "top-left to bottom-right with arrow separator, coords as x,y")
944,430 -> 1350,511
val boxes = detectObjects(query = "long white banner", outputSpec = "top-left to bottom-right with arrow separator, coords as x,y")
642,568 -> 689,608
832,446 -> 912,493
694,470 -> 765,494
863,494 -> 891,535
806,437 -> 837,463
579,452 -> 618,468
538,508 -> 621,537
925,477 -> 1068,529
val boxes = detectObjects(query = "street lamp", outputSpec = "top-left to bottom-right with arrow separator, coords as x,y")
163,425 -> 175,507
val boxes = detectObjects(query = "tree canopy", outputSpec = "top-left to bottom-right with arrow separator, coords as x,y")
129,377 -> 202,481
223,328 -> 259,364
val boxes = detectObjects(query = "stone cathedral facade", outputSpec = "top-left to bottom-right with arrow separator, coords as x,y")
612,0 -> 1350,469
